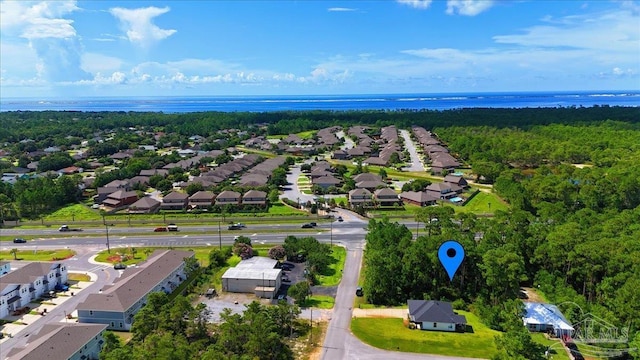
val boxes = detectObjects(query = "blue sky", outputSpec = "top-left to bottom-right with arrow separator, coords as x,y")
1,0 -> 639,98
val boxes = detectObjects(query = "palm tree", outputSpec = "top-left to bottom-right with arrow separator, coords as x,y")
10,248 -> 18,260
130,247 -> 137,259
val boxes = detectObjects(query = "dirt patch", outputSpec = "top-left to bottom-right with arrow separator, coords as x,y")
106,255 -> 122,263
520,287 -> 545,302
352,308 -> 407,318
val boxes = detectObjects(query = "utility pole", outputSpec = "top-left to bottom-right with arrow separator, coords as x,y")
310,308 -> 313,343
416,221 -> 419,238
218,221 -> 222,249
105,224 -> 111,254
330,219 -> 333,247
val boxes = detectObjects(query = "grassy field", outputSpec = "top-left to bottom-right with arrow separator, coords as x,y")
43,203 -> 102,221
351,311 -> 499,358
444,191 -> 509,214
0,249 -> 76,261
68,273 -> 91,281
268,203 -> 307,216
530,334 -> 571,360
315,246 -> 346,286
302,295 -> 334,309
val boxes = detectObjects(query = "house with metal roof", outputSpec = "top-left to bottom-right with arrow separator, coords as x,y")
76,250 -> 194,331
523,302 -> 574,338
5,323 -> 108,360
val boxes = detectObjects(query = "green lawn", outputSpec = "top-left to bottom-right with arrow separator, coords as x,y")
0,249 -> 76,261
301,295 -> 334,309
43,203 -> 102,221
268,203 -> 307,216
296,130 -> 316,139
315,246 -> 346,286
351,311 -> 499,358
451,191 -> 509,214
530,334 -> 571,360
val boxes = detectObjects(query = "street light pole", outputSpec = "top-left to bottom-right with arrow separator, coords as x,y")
330,219 -> 333,247
218,221 -> 222,249
105,224 -> 111,254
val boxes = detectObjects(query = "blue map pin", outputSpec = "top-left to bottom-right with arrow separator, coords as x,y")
438,240 -> 465,281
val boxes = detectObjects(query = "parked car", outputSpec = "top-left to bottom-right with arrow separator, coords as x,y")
55,283 -> 69,291
356,286 -> 364,297
114,263 -> 127,270
301,223 -> 313,228
282,276 -> 290,282
154,227 -> 167,232
281,263 -> 294,271
13,238 -> 27,243
167,224 -> 179,231
91,204 -> 100,209
59,225 -> 82,232
277,294 -> 286,301
337,216 -> 344,222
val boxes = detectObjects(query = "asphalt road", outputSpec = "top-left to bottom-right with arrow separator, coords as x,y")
400,129 -> 426,172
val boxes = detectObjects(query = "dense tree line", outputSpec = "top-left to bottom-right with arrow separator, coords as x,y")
100,292 -> 300,360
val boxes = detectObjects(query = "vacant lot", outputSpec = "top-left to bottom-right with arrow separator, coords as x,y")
0,249 -> 76,261
315,246 -> 346,286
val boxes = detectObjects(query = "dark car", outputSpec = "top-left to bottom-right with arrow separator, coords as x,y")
356,286 -> 364,297
281,263 -> 294,271
13,238 -> 27,243
154,227 -> 167,232
337,216 -> 344,222
114,263 -> 127,270
301,223 -> 313,228
309,222 -> 317,227
228,224 -> 242,230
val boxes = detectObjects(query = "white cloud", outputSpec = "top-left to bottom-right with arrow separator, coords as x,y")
397,0 -> 433,10
109,6 -> 176,48
446,0 -> 494,16
328,7 -> 357,12
81,53 -> 124,74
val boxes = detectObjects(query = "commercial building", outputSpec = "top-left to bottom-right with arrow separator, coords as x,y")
222,257 -> 282,299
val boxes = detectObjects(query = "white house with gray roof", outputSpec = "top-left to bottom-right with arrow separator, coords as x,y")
5,323 -> 108,360
1,262 -> 68,318
0,260 -> 10,276
76,249 -> 194,331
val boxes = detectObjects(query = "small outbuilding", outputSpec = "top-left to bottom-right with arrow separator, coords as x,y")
221,257 -> 282,299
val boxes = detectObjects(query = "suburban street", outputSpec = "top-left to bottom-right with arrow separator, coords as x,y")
400,129 -> 426,172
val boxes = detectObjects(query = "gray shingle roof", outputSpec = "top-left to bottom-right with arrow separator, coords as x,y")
6,323 -> 107,360
408,300 -> 467,324
77,250 -> 193,312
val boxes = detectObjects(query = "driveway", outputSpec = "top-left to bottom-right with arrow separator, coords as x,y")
336,130 -> 355,150
400,129 -> 426,172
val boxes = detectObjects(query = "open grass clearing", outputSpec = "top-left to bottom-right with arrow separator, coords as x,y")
351,311 -> 499,358
301,295 -> 334,309
67,273 -> 91,282
235,146 -> 277,158
43,203 -> 102,221
296,130 -> 316,139
315,246 -> 346,286
268,203 -> 307,215
444,191 -> 509,214
530,334 -> 571,360
0,249 -> 75,262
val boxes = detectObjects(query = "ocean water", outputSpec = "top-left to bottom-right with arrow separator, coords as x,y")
1,91 -> 638,113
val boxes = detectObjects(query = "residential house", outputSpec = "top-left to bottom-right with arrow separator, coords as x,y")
425,183 -> 460,200
311,175 -> 342,190
355,180 -> 387,191
139,169 -> 169,177
102,190 -> 138,208
429,153 -> 460,175
332,149 -> 350,160
5,323 -> 108,360
160,191 -> 189,210
522,302 -> 574,338
189,191 -> 216,209
0,262 -> 68,318
374,188 -> 399,206
95,187 -> 118,204
242,190 -> 267,207
77,250 -> 194,331
104,179 -> 130,190
58,166 -> 81,175
215,190 -> 241,206
407,300 -> 467,332
399,191 -> 438,207
222,257 -> 282,299
128,197 -> 161,214
44,146 -> 61,153
362,156 -> 388,166
128,175 -> 150,187
348,188 -> 373,207
353,173 -> 382,183
443,174 -> 469,188
308,169 -> 334,179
